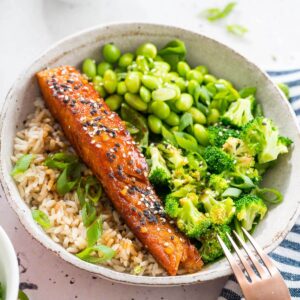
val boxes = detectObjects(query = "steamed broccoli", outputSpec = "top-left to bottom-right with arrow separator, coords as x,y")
235,195 -> 267,231
157,143 -> 188,169
203,146 -> 234,174
176,194 -> 211,238
147,144 -> 171,187
199,224 -> 232,263
209,174 -> 229,194
164,194 -> 180,218
208,125 -> 241,148
200,189 -> 235,225
222,96 -> 254,128
242,117 -> 293,164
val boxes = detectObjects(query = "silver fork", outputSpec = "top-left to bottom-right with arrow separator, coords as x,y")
217,227 -> 291,300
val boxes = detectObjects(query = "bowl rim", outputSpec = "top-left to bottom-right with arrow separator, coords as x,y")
0,227 -> 19,300
1,22 -> 300,286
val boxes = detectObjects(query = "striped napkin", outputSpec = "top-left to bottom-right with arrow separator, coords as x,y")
219,69 -> 300,300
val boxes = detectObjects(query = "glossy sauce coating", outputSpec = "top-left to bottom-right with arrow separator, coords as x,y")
36,66 -> 203,275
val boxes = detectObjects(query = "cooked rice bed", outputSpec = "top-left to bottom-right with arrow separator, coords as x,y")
12,99 -> 166,276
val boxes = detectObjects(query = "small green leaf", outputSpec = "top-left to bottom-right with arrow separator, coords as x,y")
18,290 -> 29,300
227,24 -> 248,36
32,209 -> 51,230
161,126 -> 177,146
179,113 -> 193,131
11,154 -> 35,177
82,203 -> 97,227
76,245 -> 115,264
173,132 -> 199,152
87,217 -> 103,247
203,2 -> 236,21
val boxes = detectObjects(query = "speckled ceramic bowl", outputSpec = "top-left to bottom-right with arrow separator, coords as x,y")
0,227 -> 19,300
1,23 -> 300,286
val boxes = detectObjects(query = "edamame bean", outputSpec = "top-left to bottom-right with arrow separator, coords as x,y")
177,61 -> 190,78
103,70 -> 117,94
152,87 -> 177,101
164,72 -> 179,83
165,111 -> 180,126
118,53 -> 134,68
141,75 -> 161,90
140,86 -> 151,103
97,62 -> 112,76
186,70 -> 203,84
171,126 -> 179,132
175,77 -> 187,92
94,85 -> 107,98
175,93 -> 193,111
102,43 -> 121,63
217,79 -> 232,88
82,58 -> 96,79
117,81 -> 127,95
136,43 -> 157,59
207,108 -> 220,125
195,65 -> 208,75
151,101 -> 170,120
165,83 -> 181,100
125,72 -> 141,93
93,75 -> 103,85
105,95 -> 123,111
204,74 -> 217,84
148,115 -> 162,134
187,80 -> 200,95
187,107 -> 206,124
124,93 -> 148,112
193,124 -> 209,146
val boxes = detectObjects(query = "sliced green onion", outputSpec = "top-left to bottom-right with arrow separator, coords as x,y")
222,187 -> 242,198
32,209 -> 51,230
11,154 -> 35,177
161,126 -> 177,146
18,290 -> 29,300
234,218 -> 245,242
194,85 -> 210,107
179,112 -> 193,131
87,217 -> 103,247
173,132 -> 199,153
203,2 -> 236,21
227,24 -> 248,36
45,152 -> 78,170
125,122 -> 140,134
85,176 -> 102,204
81,202 -> 97,227
76,245 -> 115,264
255,188 -> 283,204
229,173 -> 255,189
133,265 -> 143,275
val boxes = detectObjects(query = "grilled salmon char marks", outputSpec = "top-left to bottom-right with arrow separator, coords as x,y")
36,66 -> 203,275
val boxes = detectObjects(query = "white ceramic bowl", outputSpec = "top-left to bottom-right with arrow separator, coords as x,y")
1,23 -> 300,286
0,227 -> 19,300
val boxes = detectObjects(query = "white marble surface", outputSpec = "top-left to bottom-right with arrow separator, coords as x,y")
0,0 -> 299,299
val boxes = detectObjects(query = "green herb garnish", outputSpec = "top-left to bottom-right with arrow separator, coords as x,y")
179,113 -> 193,132
18,290 -> 29,300
45,152 -> 78,170
11,154 -> 35,177
227,24 -> 248,36
86,217 -> 103,247
203,2 -> 236,21
81,202 -> 97,227
76,245 -> 115,264
32,209 -> 51,230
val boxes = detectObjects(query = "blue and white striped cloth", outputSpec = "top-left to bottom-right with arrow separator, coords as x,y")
219,69 -> 300,300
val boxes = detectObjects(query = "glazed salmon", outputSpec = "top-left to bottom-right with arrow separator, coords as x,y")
36,66 -> 203,275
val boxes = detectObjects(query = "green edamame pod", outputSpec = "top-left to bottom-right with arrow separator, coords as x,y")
175,93 -> 193,111
187,107 -> 206,124
105,95 -> 123,111
177,61 -> 190,78
82,58 -> 96,79
102,43 -> 121,63
165,111 -> 180,126
124,93 -> 148,112
193,124 -> 209,146
150,101 -> 171,120
103,70 -> 117,94
117,81 -> 127,95
118,53 -> 134,68
97,62 -> 112,76
207,108 -> 220,125
136,43 -> 157,59
141,75 -> 161,90
148,115 -> 162,134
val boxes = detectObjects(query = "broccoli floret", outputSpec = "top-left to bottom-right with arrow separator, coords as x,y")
199,224 -> 232,263
203,146 -> 234,174
208,125 -> 241,148
209,174 -> 229,194
157,143 -> 188,170
222,96 -> 254,128
235,195 -> 267,231
147,144 -> 171,187
164,195 -> 180,218
176,194 -> 211,238
200,189 -> 235,225
171,167 -> 202,190
242,117 -> 293,164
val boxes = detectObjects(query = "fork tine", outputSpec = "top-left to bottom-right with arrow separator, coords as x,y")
233,230 -> 270,279
225,233 -> 258,282
217,235 -> 248,286
241,228 -> 279,276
